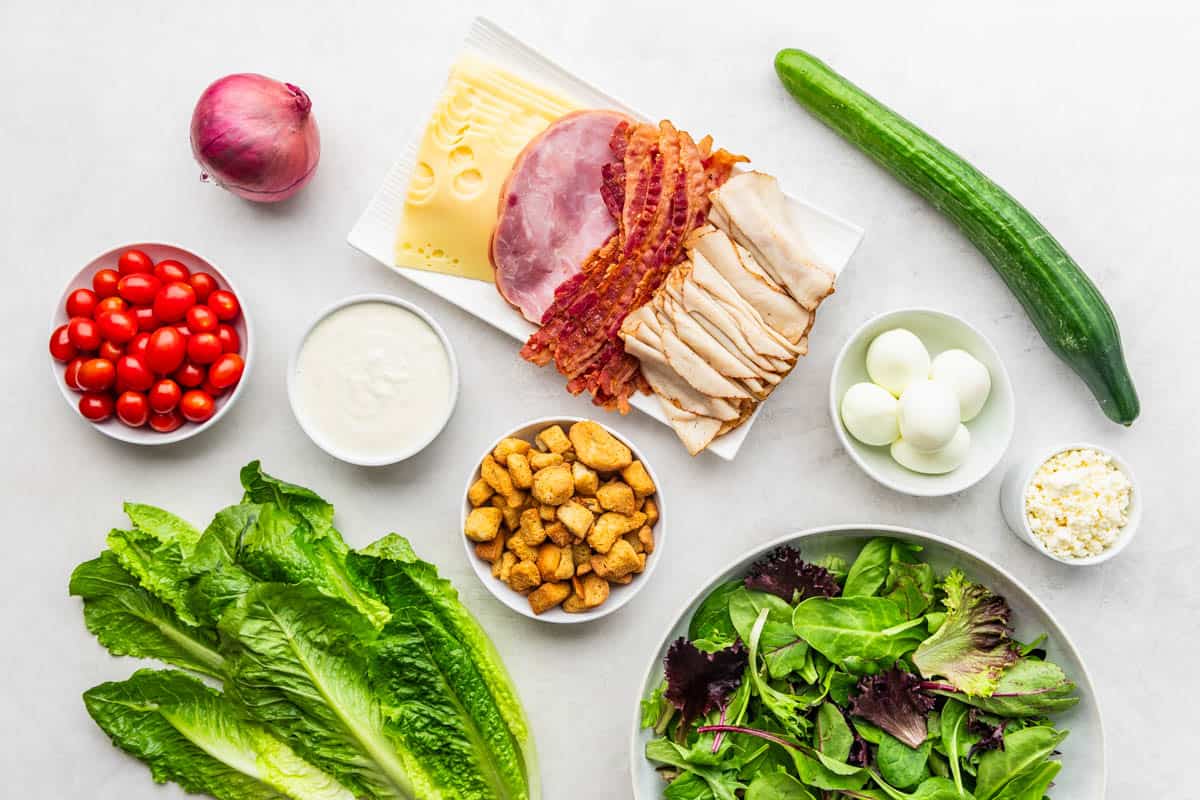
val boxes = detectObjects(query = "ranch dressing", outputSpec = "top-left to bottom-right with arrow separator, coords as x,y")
294,301 -> 453,462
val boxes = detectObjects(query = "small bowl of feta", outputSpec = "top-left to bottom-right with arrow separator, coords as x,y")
829,308 -> 1015,496
1000,443 -> 1140,565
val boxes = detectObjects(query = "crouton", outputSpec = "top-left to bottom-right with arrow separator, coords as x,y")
597,481 -> 637,515
591,538 -> 640,579
480,455 -> 516,498
519,508 -> 546,545
579,574 -> 610,608
505,490 -> 527,509
637,525 -> 655,554
495,551 -> 516,582
588,511 -> 646,553
507,561 -> 541,593
620,460 -> 656,497
634,553 -> 647,574
571,461 -> 599,496
528,581 -> 571,615
562,592 -> 589,613
507,531 -> 538,562
464,507 -> 502,542
579,496 -> 602,514
623,532 -> 644,554
545,521 -> 571,547
506,452 -> 533,490
556,500 -> 594,539
528,451 -> 564,470
554,548 -> 575,580
535,543 -> 562,582
642,498 -> 659,527
535,425 -> 572,454
531,464 -> 573,506
568,421 -> 632,472
492,494 -> 521,530
467,478 -> 494,507
609,574 -> 633,585
475,531 -> 505,563
538,503 -> 557,521
493,437 -> 531,463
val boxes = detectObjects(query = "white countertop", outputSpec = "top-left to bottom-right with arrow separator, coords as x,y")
3,1 -> 1196,797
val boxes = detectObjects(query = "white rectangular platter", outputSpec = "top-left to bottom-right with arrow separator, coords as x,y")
348,17 -> 865,460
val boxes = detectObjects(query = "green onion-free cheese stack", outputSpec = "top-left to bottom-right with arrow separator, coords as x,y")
840,328 -> 991,474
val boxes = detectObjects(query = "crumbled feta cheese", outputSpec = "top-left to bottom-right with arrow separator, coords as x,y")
1024,448 -> 1132,559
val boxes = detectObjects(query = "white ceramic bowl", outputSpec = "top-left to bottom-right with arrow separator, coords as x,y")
629,524 -> 1106,799
1000,442 -> 1140,566
286,293 -> 459,466
830,308 -> 1015,496
460,415 -> 666,624
49,242 -> 253,445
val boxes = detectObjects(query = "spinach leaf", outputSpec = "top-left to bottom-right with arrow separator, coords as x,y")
991,759 -> 1060,799
745,770 -> 817,799
816,702 -> 853,763
973,727 -> 1067,800
938,699 -> 979,795
926,659 -> 1079,717
729,587 -> 808,679
877,732 -> 932,789
870,775 -> 974,800
689,580 -> 742,650
746,609 -> 818,737
843,538 -> 895,597
884,561 -> 936,619
792,597 -> 927,674
664,770 -> 718,800
645,739 -> 743,800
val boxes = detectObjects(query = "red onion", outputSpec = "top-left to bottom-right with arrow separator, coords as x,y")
190,73 -> 320,203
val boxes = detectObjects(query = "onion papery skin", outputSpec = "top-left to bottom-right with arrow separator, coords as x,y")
190,73 -> 320,203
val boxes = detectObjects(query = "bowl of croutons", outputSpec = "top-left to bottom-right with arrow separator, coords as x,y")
462,416 -> 665,622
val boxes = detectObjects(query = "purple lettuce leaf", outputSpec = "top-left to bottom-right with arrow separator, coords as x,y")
663,638 -> 748,730
966,709 -> 1007,758
744,546 -> 840,603
848,668 -> 936,749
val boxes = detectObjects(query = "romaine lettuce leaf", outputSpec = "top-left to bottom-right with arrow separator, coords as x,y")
69,551 -> 225,679
108,503 -> 203,625
84,669 -> 353,800
219,583 -> 423,799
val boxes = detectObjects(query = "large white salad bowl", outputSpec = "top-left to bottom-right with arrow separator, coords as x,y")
629,524 -> 1105,798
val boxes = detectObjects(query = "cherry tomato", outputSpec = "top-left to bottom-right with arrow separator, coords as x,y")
115,391 -> 150,427
146,327 -> 187,375
131,305 -> 157,332
201,378 -> 227,397
154,282 -> 196,323
149,379 -> 182,413
207,352 -> 245,389
49,324 -> 78,362
97,310 -> 138,344
185,305 -> 218,333
180,389 -> 216,423
154,259 -> 190,283
79,392 -> 114,422
64,357 -> 86,391
175,324 -> 192,337
67,317 -> 101,351
187,332 -> 223,365
207,290 -> 240,322
149,409 -> 184,432
116,354 -> 154,392
173,362 -> 206,388
118,249 -> 154,276
189,272 -> 218,302
77,358 -> 116,392
128,332 -> 151,360
215,323 -> 240,354
117,273 -> 161,306
66,288 -> 98,318
96,296 -> 128,317
93,268 -> 120,298
98,340 -> 124,361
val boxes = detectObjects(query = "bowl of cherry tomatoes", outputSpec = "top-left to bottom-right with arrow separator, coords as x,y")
48,243 -> 251,444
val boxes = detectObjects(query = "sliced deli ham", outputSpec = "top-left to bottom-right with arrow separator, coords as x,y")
491,110 -> 632,323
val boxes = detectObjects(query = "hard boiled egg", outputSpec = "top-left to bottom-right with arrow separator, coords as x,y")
891,424 -> 971,474
930,349 -> 991,422
841,382 -> 900,446
898,379 -> 960,452
866,329 -> 930,396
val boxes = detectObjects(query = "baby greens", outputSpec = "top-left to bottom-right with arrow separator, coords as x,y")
70,462 -> 537,800
643,538 -> 1079,799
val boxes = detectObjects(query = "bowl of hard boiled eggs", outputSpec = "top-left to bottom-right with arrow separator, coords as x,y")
830,308 -> 1014,496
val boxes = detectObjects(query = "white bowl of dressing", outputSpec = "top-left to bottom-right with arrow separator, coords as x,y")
287,294 -> 459,466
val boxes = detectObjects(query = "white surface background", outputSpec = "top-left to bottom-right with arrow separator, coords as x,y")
2,1 -> 1197,797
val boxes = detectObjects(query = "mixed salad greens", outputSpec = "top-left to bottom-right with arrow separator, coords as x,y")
70,462 -> 538,800
641,539 -> 1078,799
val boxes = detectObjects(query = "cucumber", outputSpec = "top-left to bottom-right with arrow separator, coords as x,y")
775,49 -> 1139,425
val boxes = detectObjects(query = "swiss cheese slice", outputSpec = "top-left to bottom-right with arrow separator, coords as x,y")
395,55 -> 580,282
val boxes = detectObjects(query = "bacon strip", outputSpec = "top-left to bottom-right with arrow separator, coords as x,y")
521,119 -> 747,411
